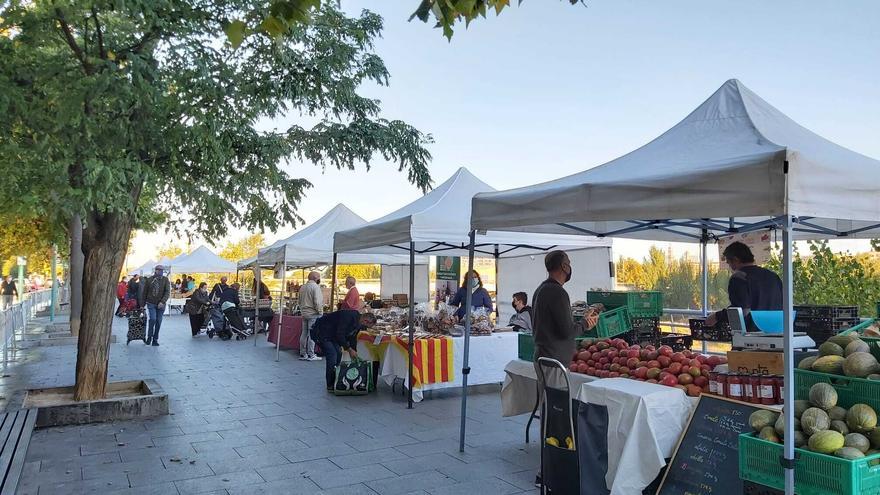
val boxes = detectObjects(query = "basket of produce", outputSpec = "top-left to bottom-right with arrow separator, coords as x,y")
796,333 -> 880,412
583,305 -> 631,339
841,319 -> 880,358
739,394 -> 880,495
586,290 -> 663,318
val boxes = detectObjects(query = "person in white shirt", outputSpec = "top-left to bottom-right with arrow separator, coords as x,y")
297,271 -> 323,361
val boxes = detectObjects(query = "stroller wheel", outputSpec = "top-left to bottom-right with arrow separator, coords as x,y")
207,330 -> 214,339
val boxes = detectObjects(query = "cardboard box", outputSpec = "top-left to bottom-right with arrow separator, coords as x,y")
726,350 -> 784,375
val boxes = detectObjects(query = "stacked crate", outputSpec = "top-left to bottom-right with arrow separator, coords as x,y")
793,304 -> 859,345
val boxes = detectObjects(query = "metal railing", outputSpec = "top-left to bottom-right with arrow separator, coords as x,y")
0,289 -> 53,368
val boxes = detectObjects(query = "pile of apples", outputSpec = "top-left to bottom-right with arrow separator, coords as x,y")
568,338 -> 727,397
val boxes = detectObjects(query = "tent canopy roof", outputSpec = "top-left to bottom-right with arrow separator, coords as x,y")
471,79 -> 880,242
128,259 -> 157,276
170,246 -> 235,273
256,203 -> 421,269
333,167 -> 610,257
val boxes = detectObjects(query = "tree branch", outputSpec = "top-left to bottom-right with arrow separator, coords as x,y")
55,8 -> 93,74
91,6 -> 106,59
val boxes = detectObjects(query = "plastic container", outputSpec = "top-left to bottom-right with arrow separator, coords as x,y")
584,306 -> 632,339
795,369 -> 880,411
586,290 -> 663,318
518,332 -> 535,362
739,433 -> 880,495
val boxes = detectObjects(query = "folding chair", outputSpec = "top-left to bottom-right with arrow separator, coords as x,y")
535,357 -> 579,495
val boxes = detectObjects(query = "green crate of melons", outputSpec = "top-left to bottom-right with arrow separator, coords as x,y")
797,332 -> 880,413
841,318 -> 880,361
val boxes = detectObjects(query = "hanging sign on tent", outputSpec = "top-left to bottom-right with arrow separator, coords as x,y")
717,231 -> 772,265
435,256 -> 460,305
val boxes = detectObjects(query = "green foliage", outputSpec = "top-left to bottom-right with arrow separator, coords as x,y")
156,244 -> 184,262
765,241 -> 880,317
219,233 -> 265,263
0,1 -> 433,242
410,0 -> 583,39
331,264 -> 381,281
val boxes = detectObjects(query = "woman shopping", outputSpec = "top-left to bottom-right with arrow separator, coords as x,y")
183,282 -> 211,336
450,270 -> 493,320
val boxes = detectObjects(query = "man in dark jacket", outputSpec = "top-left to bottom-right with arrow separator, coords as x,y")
1,275 -> 18,310
139,265 -> 170,346
312,310 -> 377,391
706,241 -> 783,332
209,276 -> 230,302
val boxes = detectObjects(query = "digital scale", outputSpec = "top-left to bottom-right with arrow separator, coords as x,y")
727,307 -> 816,350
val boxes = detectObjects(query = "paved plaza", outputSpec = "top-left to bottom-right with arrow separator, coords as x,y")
6,313 -> 540,494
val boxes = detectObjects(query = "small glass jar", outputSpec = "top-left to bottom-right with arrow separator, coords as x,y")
749,374 -> 763,404
727,373 -> 744,401
774,375 -> 784,405
759,375 -> 776,405
716,372 -> 729,397
708,371 -> 719,395
743,374 -> 753,402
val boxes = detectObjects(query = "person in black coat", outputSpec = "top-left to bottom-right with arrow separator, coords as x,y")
312,310 -> 377,391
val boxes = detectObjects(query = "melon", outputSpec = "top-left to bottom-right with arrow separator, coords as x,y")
793,400 -> 811,419
831,420 -> 850,435
843,352 -> 880,378
808,382 -> 838,410
798,356 -> 818,370
834,447 -> 865,459
750,410 -> 779,432
793,430 -> 807,448
828,406 -> 848,421
828,333 -> 859,348
759,426 -> 780,443
819,341 -> 844,357
812,355 -> 845,375
845,339 -> 870,356
870,428 -> 880,448
808,430 -> 845,454
801,408 -> 831,435
845,433 -> 871,453
846,404 -> 878,433
868,374 -> 880,381
775,414 -> 800,436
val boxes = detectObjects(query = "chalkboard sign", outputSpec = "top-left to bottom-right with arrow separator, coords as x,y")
656,395 -> 776,495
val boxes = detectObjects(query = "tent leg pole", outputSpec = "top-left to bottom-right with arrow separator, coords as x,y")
493,244 -> 499,319
253,267 -> 259,348
407,243 -> 415,409
459,230 -> 476,452
330,253 -> 338,310
782,216 -> 795,495
700,230 -> 708,353
276,262 -> 284,362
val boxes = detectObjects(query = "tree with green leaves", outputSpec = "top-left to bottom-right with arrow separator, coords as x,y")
219,233 -> 265,263
1,1 -> 431,400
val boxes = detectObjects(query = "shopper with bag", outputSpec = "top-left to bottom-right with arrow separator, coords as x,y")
310,310 -> 377,393
184,282 -> 211,337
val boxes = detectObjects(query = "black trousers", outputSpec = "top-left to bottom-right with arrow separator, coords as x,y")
189,313 -> 205,336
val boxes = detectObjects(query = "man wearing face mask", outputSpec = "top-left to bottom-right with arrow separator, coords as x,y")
138,265 -> 171,346
532,250 -> 597,365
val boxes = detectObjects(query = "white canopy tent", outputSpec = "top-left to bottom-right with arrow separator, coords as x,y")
333,167 -> 611,408
169,246 -> 235,274
127,259 -> 157,276
469,79 -> 880,493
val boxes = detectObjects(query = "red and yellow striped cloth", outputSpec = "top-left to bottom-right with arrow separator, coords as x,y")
357,332 -> 454,388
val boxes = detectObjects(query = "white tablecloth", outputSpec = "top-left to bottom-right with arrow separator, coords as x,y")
359,332 -> 518,402
501,359 -> 598,417
166,297 -> 187,314
576,378 -> 695,495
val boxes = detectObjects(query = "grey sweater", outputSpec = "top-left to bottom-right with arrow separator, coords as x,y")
531,278 -> 578,364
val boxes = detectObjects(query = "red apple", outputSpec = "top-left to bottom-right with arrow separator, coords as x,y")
678,373 -> 694,385
694,376 -> 708,387
626,357 -> 640,369
707,355 -> 721,367
577,363 -> 589,373
619,366 -> 631,375
627,349 -> 640,359
609,372 -> 620,378
661,375 -> 679,387
667,363 -> 683,375
688,366 -> 702,378
588,345 -> 598,353
686,384 -> 702,397
659,345 -> 674,357
587,360 -> 595,367
635,367 -> 649,379
646,378 -> 658,384
599,357 -> 609,366
610,363 -> 621,372
646,368 -> 661,380
577,351 -> 590,362
647,360 -> 660,369
587,367 -> 596,376
647,351 -> 660,361
569,362 -> 578,372
670,352 -> 684,363
658,356 -> 672,368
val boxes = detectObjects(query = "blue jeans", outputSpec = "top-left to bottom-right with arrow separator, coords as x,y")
321,339 -> 342,389
146,303 -> 164,343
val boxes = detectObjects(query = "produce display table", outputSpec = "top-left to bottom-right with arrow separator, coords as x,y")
359,332 -> 518,402
165,297 -> 187,314
501,359 -> 598,417
268,314 -> 303,350
575,378 -> 694,495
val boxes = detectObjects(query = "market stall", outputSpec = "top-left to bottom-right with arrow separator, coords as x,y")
469,79 -> 880,493
333,167 -> 612,410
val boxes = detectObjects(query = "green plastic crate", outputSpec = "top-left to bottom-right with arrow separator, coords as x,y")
586,290 -> 663,318
739,433 -> 880,495
583,306 -> 631,339
795,369 -> 880,412
518,333 -> 590,362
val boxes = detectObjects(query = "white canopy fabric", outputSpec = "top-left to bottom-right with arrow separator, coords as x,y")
170,246 -> 235,273
256,204 -> 421,269
333,167 -> 611,257
128,259 -> 157,276
471,79 -> 880,241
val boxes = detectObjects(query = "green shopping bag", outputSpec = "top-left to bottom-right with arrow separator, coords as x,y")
333,358 -> 373,396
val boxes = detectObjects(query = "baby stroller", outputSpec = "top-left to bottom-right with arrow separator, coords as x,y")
222,303 -> 249,340
206,304 -> 232,341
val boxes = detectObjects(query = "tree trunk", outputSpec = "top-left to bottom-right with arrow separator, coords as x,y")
68,215 -> 84,337
73,211 -> 134,401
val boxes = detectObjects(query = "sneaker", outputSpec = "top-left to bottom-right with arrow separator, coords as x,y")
152,342 -> 160,346
308,355 -> 322,361
299,355 -> 310,361
534,474 -> 542,488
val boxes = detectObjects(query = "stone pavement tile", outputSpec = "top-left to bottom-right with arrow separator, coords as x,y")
426,477 -> 521,495
308,464 -> 397,490
217,424 -> 288,440
381,453 -> 466,476
35,473 -> 131,494
329,447 -> 410,469
277,443 -> 357,464
17,462 -> 81,492
256,458 -> 339,482
207,452 -> 290,475
225,478 -> 321,495
232,438 -> 310,458
40,451 -> 122,472
437,458 -> 524,483
495,469 -> 539,491
394,439 -> 461,458
80,434 -> 155,455
344,433 -> 422,452
159,448 -> 244,467
82,457 -> 165,480
173,469 -> 265,495
119,443 -> 199,463
152,431 -> 224,447
191,434 -> 265,453
179,420 -> 245,435
255,403 -> 290,417
365,470 -> 457,495
104,481 -> 181,495
127,461 -> 215,486
464,430 -> 525,448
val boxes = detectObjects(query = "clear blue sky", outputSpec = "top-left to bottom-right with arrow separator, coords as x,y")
130,0 -> 880,265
